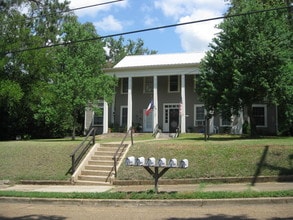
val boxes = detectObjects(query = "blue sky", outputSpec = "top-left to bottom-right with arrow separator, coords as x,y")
69,0 -> 229,54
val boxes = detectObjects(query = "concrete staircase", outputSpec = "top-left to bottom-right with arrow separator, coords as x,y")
73,143 -> 128,185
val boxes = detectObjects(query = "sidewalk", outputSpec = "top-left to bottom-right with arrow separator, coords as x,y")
1,182 -> 292,207
0,184 -> 113,193
0,182 -> 292,193
112,182 -> 293,193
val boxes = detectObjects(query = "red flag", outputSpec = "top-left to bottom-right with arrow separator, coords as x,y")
145,100 -> 154,116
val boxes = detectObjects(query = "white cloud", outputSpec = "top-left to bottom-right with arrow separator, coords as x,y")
69,0 -> 128,18
176,9 -> 223,52
154,0 -> 195,20
94,15 -> 123,32
155,0 -> 226,19
140,3 -> 153,13
154,0 -> 227,52
144,15 -> 158,26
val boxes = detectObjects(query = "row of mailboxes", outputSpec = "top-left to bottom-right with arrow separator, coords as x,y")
125,156 -> 188,168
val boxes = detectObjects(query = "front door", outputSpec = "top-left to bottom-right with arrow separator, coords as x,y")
169,109 -> 179,133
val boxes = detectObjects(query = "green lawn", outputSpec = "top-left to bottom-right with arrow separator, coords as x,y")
1,189 -> 292,200
118,134 -> 293,180
0,138 -> 80,182
0,134 -> 292,183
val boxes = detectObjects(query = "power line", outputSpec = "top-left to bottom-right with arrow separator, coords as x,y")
1,0 -> 124,25
68,0 -> 124,13
2,5 -> 291,55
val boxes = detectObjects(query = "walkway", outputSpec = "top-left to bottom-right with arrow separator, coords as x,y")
1,182 -> 292,193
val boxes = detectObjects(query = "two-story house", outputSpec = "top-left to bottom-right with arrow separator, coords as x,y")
85,52 -> 278,136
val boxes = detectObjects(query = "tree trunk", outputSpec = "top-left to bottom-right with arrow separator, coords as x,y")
71,125 -> 76,140
247,105 -> 257,137
71,118 -> 76,141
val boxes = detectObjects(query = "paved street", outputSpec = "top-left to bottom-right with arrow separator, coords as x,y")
0,202 -> 292,219
0,182 -> 292,219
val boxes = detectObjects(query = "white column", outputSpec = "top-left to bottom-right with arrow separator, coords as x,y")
153,75 -> 158,131
209,116 -> 214,134
181,74 -> 186,133
84,107 -> 93,134
103,100 -> 109,133
127,77 -> 133,130
111,95 -> 115,124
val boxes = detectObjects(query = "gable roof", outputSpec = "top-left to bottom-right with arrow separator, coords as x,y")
114,52 -> 205,68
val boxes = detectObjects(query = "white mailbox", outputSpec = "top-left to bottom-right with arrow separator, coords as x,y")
147,157 -> 156,166
158,158 -> 167,167
136,157 -> 145,166
169,158 -> 178,167
179,159 -> 189,168
125,156 -> 136,166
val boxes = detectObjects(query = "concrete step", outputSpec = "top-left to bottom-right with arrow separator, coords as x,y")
74,143 -> 128,185
88,160 -> 113,166
84,165 -> 113,171
98,144 -> 126,151
78,175 -> 108,182
81,170 -> 112,176
94,151 -> 117,157
74,180 -> 111,186
91,154 -> 122,161
96,150 -> 118,155
100,144 -> 122,147
97,147 -> 119,152
91,155 -> 113,161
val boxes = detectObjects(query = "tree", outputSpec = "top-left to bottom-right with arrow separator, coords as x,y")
0,0 -> 71,139
27,0 -> 71,44
0,1 -> 157,140
104,36 -> 157,66
0,7 -> 26,111
34,16 -> 117,140
196,0 -> 292,136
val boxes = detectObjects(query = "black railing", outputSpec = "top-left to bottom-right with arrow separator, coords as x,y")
112,127 -> 134,178
70,127 -> 96,174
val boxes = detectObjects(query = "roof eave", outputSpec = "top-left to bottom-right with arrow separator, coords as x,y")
104,63 -> 199,73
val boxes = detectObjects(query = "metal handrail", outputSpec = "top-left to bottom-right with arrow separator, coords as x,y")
112,127 -> 133,178
70,127 -> 96,174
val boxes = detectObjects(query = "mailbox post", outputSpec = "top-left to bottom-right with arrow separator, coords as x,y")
125,156 -> 188,193
142,166 -> 170,193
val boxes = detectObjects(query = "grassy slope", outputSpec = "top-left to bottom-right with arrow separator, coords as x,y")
0,134 -> 292,183
0,139 -> 79,182
118,134 -> 293,180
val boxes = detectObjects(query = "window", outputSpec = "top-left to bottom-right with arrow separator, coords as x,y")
169,75 -> 179,92
93,114 -> 103,125
194,105 -> 206,126
220,116 -> 231,127
252,104 -> 267,127
120,106 -> 128,127
121,78 -> 128,94
144,77 -> 153,93
84,101 -> 104,131
143,109 -> 153,132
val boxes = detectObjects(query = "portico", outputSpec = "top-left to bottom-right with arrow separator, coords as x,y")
103,53 -> 204,134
